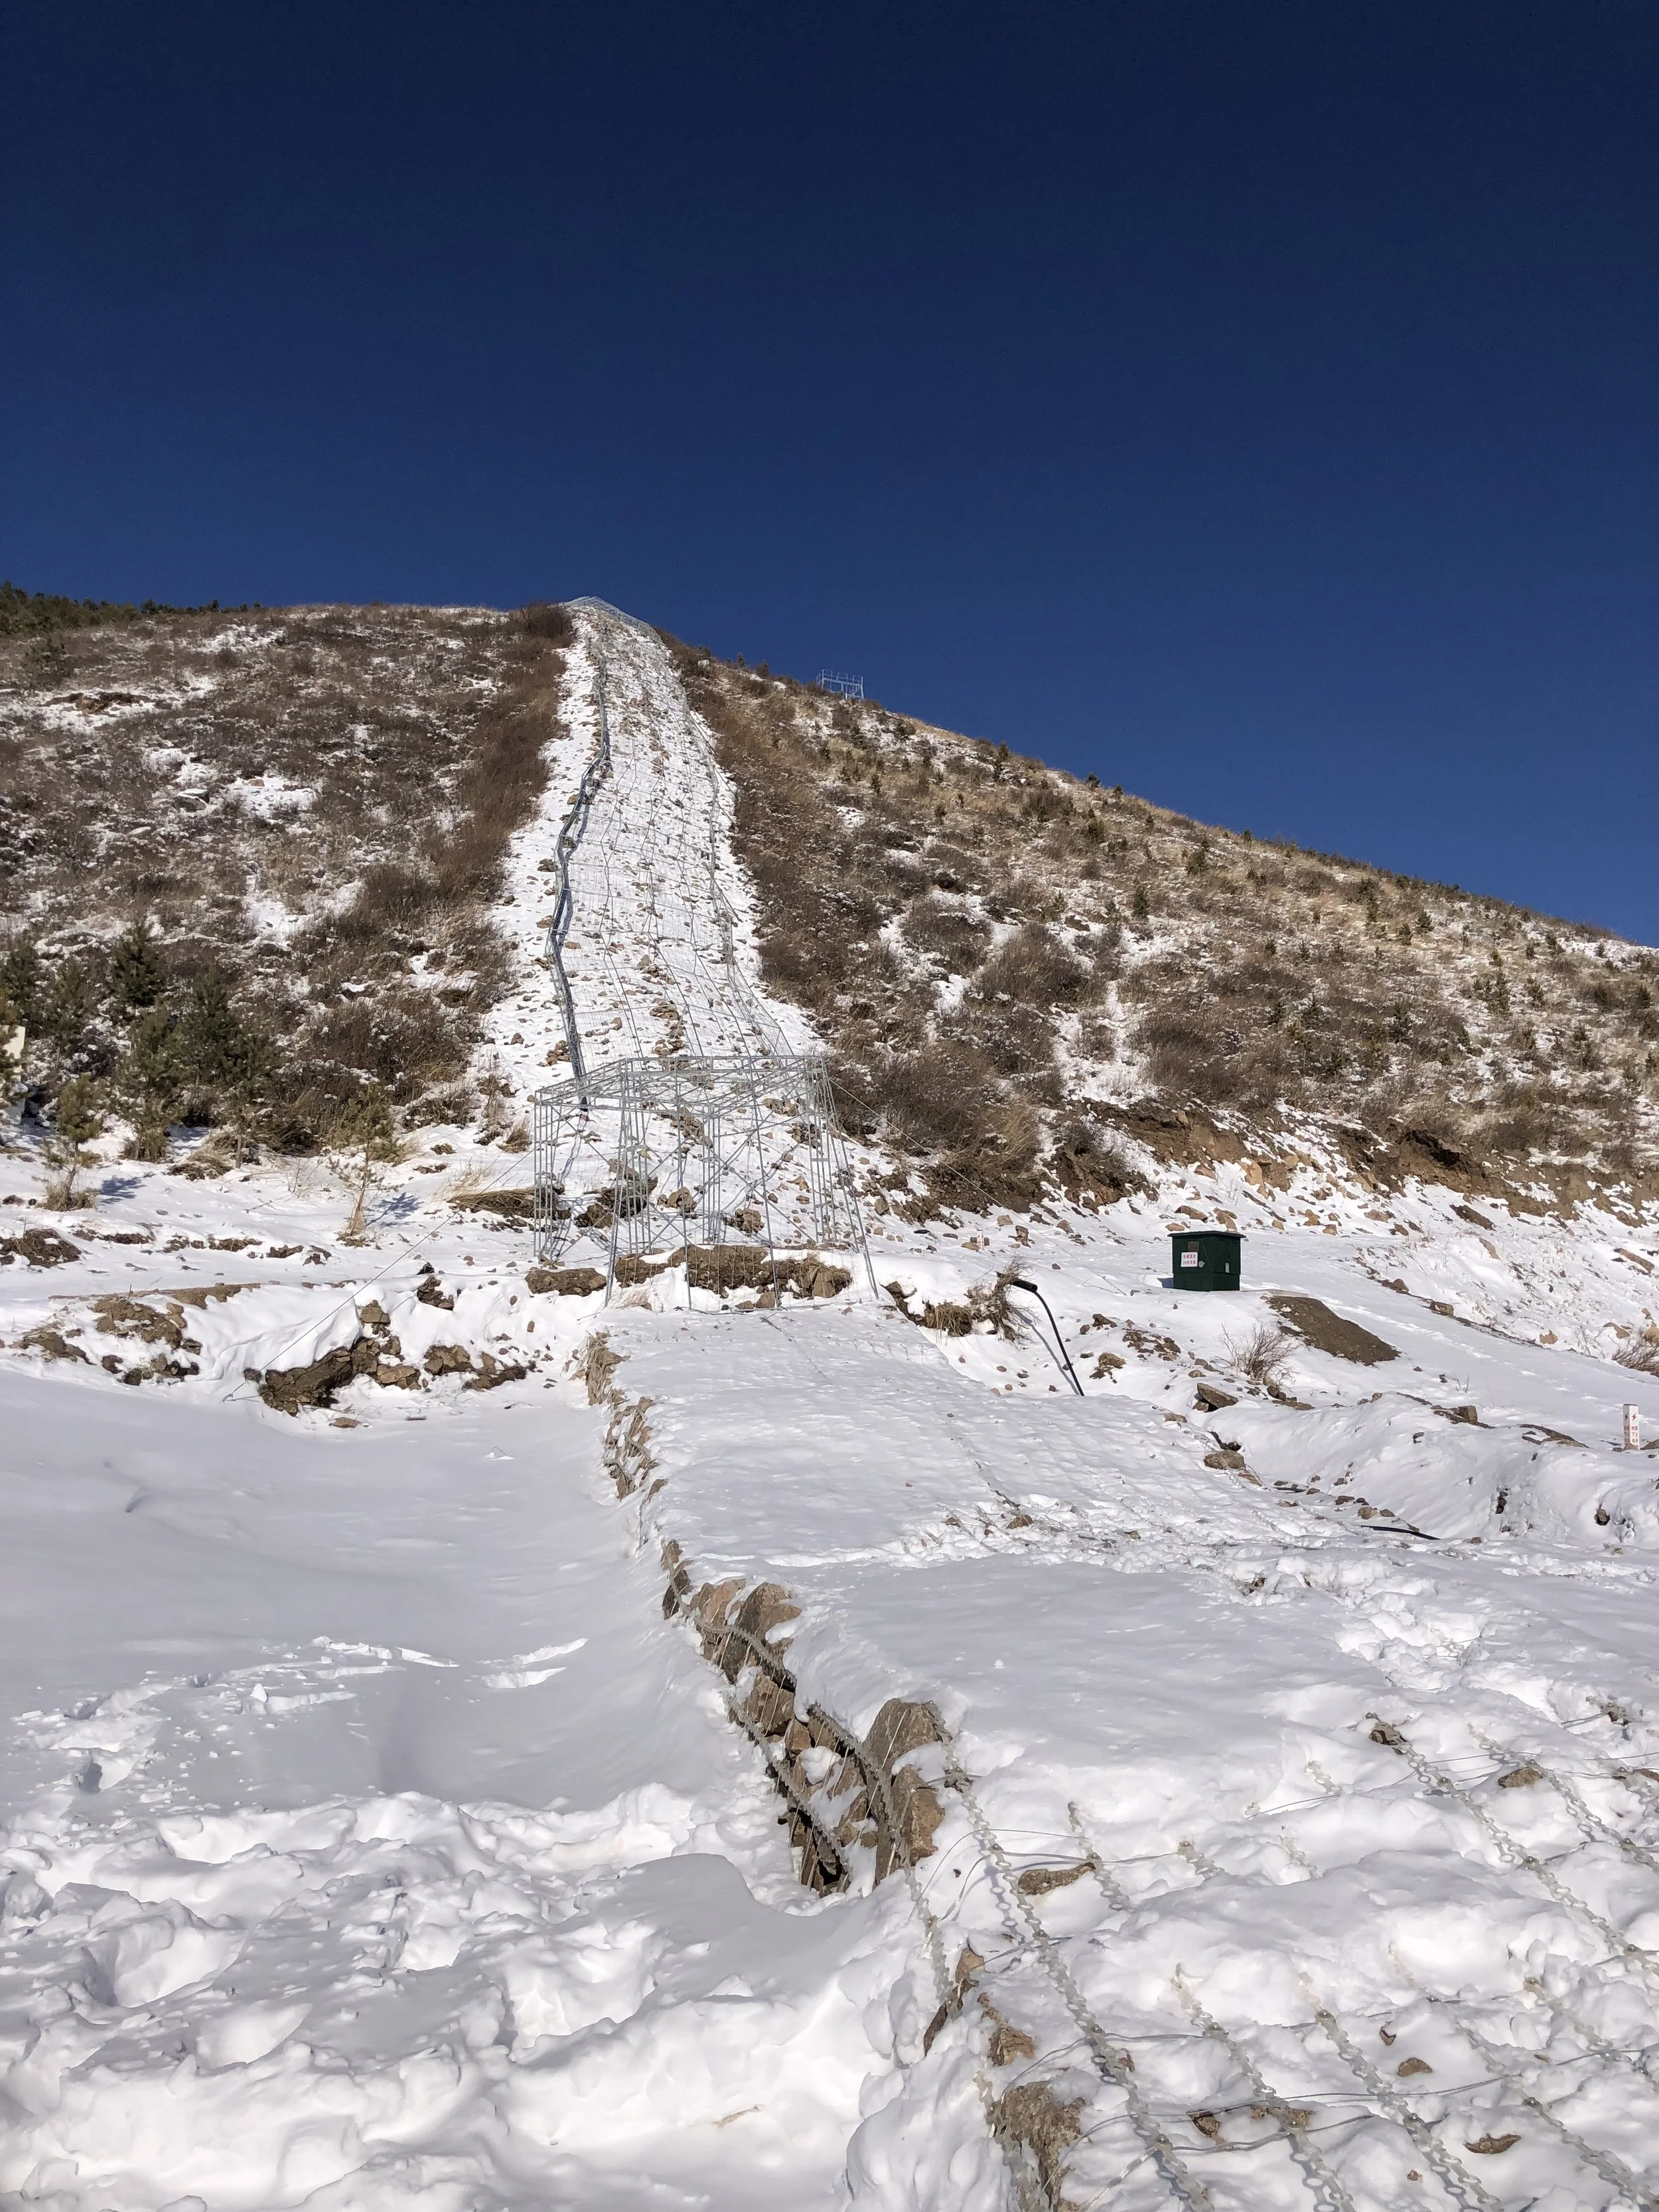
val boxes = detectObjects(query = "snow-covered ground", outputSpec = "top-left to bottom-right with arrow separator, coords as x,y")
5,601 -> 1659,2208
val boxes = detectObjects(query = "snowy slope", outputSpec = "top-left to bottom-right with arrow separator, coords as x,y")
5,599 -> 1659,2209
0,1370 -> 911,2211
479,598 -> 810,1103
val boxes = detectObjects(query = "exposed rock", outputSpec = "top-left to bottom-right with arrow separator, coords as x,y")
993,2081 -> 1083,2205
1016,1862 -> 1092,1896
736,1581 -> 801,1645
257,1337 -> 377,1415
0,1228 -> 80,1268
744,1672 -> 795,1736
449,1187 -> 536,1220
415,1272 -> 457,1308
684,1243 -> 770,1291
986,2016 -> 1039,2067
577,1331 -> 621,1403
169,1282 -> 245,1309
691,1578 -> 746,1632
1194,1380 -> 1239,1411
863,1698 -> 946,1881
464,1351 -> 528,1391
423,1343 -> 475,1376
611,1246 -> 850,1297
17,1326 -> 88,1363
880,1762 -> 944,1878
1100,1102 -> 1248,1167
866,1696 -> 944,1772
526,1264 -> 605,1296
91,1296 -> 199,1354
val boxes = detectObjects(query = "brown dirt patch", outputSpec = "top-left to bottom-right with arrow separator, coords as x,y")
1265,1294 -> 1398,1366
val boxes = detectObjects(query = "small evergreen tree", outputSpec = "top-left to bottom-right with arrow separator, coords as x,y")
331,1082 -> 401,1242
116,1006 -> 180,1159
0,989 -> 23,1094
42,957 -> 99,1047
0,938 -> 42,1031
107,922 -> 168,1013
177,969 -> 271,1153
46,1075 -> 104,1208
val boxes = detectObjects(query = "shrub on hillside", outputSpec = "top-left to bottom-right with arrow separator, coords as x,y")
902,896 -> 991,970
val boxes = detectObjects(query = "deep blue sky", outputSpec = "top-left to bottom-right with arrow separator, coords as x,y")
5,3 -> 1655,934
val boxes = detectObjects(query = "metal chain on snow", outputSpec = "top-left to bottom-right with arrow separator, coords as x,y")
941,1747 -> 1213,2211
718,1690 -> 847,1891
1303,1995 -> 1507,2212
1528,1976 -> 1659,2088
1465,1722 -> 1659,1882
706,1610 -> 954,2006
1421,1992 -> 1659,2209
1171,1973 -> 1358,2212
1067,1803 -> 1134,1911
543,624 -> 615,1096
1366,1718 -> 1659,1980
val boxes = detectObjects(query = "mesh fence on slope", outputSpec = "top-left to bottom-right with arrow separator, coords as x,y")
534,606 -> 871,1300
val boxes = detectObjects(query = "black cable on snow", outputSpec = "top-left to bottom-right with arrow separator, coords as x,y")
1008,1276 -> 1086,1396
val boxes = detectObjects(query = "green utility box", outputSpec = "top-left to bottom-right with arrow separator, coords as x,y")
1170,1228 -> 1242,1291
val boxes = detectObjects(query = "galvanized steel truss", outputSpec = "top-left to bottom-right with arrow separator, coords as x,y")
533,1051 -> 870,1297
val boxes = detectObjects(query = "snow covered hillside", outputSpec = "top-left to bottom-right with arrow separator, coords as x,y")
5,601 -> 1659,2209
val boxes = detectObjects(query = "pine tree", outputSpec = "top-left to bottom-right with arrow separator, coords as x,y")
1,938 -> 43,1031
42,957 -> 99,1046
177,970 -> 271,1151
116,1006 -> 179,1160
107,922 -> 168,1013
0,990 -> 23,1092
47,1075 -> 104,1208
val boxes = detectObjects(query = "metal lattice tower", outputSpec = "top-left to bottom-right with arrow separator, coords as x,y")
814,670 -> 865,700
533,1053 -> 869,1293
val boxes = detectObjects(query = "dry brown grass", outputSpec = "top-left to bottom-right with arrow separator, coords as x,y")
684,640 -> 1659,1213
1227,1321 -> 1297,1392
0,601 -> 567,1147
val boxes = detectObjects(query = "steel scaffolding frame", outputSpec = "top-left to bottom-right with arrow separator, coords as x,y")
533,1051 -> 871,1299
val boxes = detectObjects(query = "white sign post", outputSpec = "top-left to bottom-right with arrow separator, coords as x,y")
1623,1404 -> 1640,1451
